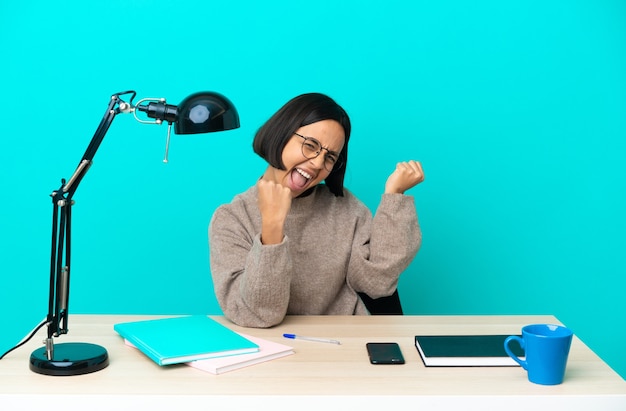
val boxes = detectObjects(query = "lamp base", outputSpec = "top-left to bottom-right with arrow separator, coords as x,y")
30,342 -> 109,376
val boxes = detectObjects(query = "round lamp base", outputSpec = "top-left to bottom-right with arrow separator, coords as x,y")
30,342 -> 109,376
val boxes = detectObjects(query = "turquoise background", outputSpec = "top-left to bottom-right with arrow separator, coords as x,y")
1,1 -> 625,379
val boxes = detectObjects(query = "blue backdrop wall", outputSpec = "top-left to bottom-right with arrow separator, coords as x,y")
2,1 -> 625,379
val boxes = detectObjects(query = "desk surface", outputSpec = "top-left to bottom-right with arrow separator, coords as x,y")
1,315 -> 625,410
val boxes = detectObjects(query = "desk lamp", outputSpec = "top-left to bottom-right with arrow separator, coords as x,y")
28,90 -> 240,376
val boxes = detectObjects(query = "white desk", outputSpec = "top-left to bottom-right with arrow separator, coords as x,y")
1,315 -> 625,410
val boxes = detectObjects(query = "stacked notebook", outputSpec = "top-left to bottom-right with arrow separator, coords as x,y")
185,333 -> 294,375
114,315 -> 293,373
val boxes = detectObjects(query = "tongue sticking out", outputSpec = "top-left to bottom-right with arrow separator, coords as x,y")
291,169 -> 309,189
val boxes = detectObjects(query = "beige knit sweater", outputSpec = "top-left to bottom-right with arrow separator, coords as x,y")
209,184 -> 421,328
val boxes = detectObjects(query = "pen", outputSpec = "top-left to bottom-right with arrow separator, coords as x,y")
283,333 -> 341,345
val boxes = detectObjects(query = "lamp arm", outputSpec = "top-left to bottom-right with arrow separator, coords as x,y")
64,91 -> 136,197
44,91 -> 135,354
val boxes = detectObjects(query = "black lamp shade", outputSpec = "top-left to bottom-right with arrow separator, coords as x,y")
174,92 -> 240,134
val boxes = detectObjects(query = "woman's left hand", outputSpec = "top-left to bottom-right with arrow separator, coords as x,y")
384,160 -> 425,194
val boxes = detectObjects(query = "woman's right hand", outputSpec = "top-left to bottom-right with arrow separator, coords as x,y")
257,178 -> 292,244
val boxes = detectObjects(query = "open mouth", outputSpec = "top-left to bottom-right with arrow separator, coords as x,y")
290,168 -> 312,190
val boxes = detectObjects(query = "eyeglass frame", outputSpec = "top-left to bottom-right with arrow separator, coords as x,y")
293,132 -> 344,172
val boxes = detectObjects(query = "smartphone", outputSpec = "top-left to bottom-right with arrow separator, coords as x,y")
366,342 -> 405,364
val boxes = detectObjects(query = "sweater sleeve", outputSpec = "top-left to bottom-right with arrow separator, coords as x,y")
347,193 -> 421,298
208,205 -> 292,328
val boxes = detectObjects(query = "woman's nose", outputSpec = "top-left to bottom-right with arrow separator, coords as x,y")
308,153 -> 325,169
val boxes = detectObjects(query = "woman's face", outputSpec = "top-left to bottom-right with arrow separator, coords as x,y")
267,119 -> 345,198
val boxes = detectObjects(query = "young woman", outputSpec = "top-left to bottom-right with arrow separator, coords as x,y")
209,93 -> 425,327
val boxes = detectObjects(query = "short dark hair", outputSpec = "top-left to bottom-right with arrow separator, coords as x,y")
253,93 -> 351,197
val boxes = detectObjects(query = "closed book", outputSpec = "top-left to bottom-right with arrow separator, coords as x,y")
114,315 -> 259,366
186,333 -> 294,374
414,335 -> 524,367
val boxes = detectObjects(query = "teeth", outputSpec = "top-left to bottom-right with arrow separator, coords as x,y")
296,168 -> 312,180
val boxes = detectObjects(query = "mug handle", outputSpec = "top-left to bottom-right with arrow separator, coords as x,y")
504,335 -> 527,370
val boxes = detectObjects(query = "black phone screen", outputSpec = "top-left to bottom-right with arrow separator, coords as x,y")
366,342 -> 405,364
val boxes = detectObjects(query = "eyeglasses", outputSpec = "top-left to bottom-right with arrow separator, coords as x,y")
294,132 -> 343,172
